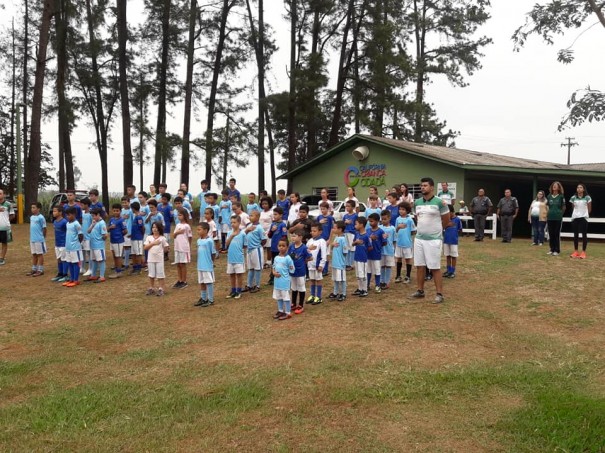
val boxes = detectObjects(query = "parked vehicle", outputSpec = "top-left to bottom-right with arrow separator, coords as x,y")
309,201 -> 367,221
47,190 -> 89,221
301,194 -> 322,212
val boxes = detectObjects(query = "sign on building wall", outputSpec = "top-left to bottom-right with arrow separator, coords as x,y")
344,164 -> 387,187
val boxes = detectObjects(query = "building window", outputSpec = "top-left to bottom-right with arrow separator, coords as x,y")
312,187 -> 338,200
408,184 -> 422,200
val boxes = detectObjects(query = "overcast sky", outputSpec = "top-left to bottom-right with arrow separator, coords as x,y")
2,0 -> 604,194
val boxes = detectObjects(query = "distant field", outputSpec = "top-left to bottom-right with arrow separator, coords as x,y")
1,224 -> 604,452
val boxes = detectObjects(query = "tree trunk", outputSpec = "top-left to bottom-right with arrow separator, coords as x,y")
413,0 -> 427,143
139,75 -> 145,190
257,0 -> 265,192
56,0 -> 74,191
205,0 -> 235,185
117,0 -> 133,190
222,110 -> 230,188
22,0 -> 29,166
352,2 -> 361,135
154,0 -> 171,186
25,0 -> 54,208
265,109 -> 276,197
287,0 -> 297,193
10,19 -> 16,197
182,0 -> 197,188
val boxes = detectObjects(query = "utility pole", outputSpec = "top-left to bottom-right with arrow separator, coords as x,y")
16,103 -> 24,224
561,137 -> 578,165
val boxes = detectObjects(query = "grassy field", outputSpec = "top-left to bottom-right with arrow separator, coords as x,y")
1,224 -> 604,452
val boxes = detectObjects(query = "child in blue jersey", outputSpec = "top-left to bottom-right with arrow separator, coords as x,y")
365,195 -> 382,218
173,197 -> 192,225
197,179 -> 210,218
288,230 -> 311,314
352,217 -> 371,297
394,201 -> 416,284
120,196 -> 133,269
343,200 -> 358,269
218,189 -> 233,252
129,201 -> 146,275
366,213 -> 385,293
79,198 -> 93,276
193,222 -> 217,307
247,192 -> 260,215
225,215 -> 247,299
267,206 -> 288,285
108,203 -> 128,279
28,202 -> 47,276
385,192 -> 400,226
317,202 -> 334,276
306,224 -> 328,305
65,190 -> 83,223
379,210 -> 396,289
329,221 -> 348,301
51,205 -> 69,282
62,206 -> 84,287
87,208 -> 108,282
177,190 -> 193,214
275,189 -> 290,221
272,238 -> 295,320
158,193 -> 173,260
244,210 -> 265,293
443,205 -> 463,278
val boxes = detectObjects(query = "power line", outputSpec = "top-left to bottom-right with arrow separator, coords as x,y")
561,137 -> 578,165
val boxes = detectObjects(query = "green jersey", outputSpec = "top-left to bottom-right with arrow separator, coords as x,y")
414,196 -> 449,241
546,194 -> 565,221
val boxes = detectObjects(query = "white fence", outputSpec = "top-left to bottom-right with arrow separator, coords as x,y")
458,214 -> 498,240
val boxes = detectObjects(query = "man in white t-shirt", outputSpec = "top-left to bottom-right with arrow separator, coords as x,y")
0,189 -> 16,265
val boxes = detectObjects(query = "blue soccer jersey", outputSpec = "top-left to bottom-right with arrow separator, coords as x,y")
385,204 -> 399,226
64,203 -> 83,223
108,217 -> 126,244
246,203 -> 260,215
227,230 -> 247,264
246,224 -> 265,250
365,207 -> 382,218
81,212 -> 92,241
353,232 -> 370,263
145,212 -> 165,236
276,198 -> 291,219
197,237 -> 216,271
157,203 -> 172,230
197,191 -> 208,215
444,216 -> 462,245
53,218 -> 68,248
331,236 -> 348,270
90,219 -> 107,250
65,220 -> 83,252
367,227 -> 385,260
219,199 -> 232,227
90,201 -> 106,218
381,225 -> 396,256
30,214 -> 46,243
288,243 -> 310,277
272,254 -> 294,291
121,208 -> 132,236
131,214 -> 145,241
269,220 -> 288,252
317,214 -> 334,241
395,215 -> 416,249
343,212 -> 358,234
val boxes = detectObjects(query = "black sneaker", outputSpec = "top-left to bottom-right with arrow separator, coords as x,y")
328,293 -> 338,299
201,299 -> 214,307
337,294 -> 346,302
194,298 -> 206,307
180,282 -> 189,289
358,291 -> 368,297
273,311 -> 284,319
410,290 -> 425,299
442,272 -> 451,278
225,292 -> 237,299
241,286 -> 251,293
352,289 -> 362,296
424,274 -> 433,281
172,281 -> 182,289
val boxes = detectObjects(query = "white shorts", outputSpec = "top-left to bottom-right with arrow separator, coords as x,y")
354,261 -> 368,279
131,240 -> 143,255
414,239 -> 442,270
30,241 -> 47,255
381,255 -> 395,267
291,276 -> 306,292
174,251 -> 190,264
443,244 -> 459,258
227,263 -> 245,274
273,289 -> 290,301
81,240 -> 90,252
91,249 -> 106,261
148,262 -> 165,279
345,232 -> 356,252
246,247 -> 263,271
197,271 -> 215,284
64,250 -> 82,263
110,243 -> 124,257
395,246 -> 413,259
123,236 -> 131,247
332,268 -> 346,282
308,269 -> 323,281
367,259 -> 381,275
55,246 -> 65,260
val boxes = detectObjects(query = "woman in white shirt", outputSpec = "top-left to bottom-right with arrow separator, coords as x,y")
527,190 -> 548,246
288,192 -> 302,226
344,187 -> 359,209
569,183 -> 592,259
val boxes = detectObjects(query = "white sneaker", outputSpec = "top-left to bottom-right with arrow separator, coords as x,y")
552,252 -> 559,256
546,251 -> 553,255
83,269 -> 92,277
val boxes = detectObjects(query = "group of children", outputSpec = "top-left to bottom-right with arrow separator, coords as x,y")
25,184 -> 463,319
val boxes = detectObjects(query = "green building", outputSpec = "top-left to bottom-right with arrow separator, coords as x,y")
279,134 -> 605,236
